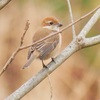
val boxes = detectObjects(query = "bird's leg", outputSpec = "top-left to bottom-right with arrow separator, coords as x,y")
42,60 -> 47,68
51,57 -> 56,63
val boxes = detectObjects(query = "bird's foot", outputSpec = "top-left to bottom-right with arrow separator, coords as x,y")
51,57 -> 56,63
42,60 -> 48,68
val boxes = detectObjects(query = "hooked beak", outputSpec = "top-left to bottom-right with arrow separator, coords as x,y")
58,23 -> 63,27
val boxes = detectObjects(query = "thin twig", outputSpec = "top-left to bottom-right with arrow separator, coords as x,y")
0,0 -> 11,10
47,74 -> 53,100
78,8 -> 100,37
0,48 -> 20,76
67,0 -> 76,38
0,20 -> 30,76
20,20 -> 30,46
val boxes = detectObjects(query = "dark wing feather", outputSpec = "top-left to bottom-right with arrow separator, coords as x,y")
27,27 -> 58,60
27,46 -> 35,59
39,39 -> 59,60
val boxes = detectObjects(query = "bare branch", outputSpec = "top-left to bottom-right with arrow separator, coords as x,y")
67,0 -> 76,38
78,8 -> 100,37
0,0 -> 11,10
0,48 -> 20,76
84,35 -> 100,47
47,75 -> 53,100
0,20 -> 30,76
5,7 -> 100,100
20,20 -> 30,46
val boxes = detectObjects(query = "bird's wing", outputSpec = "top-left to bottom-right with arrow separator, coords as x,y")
32,27 -> 59,60
38,38 -> 59,60
22,50 -> 40,69
27,27 -> 53,59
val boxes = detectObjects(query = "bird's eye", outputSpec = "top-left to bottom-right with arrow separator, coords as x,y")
49,22 -> 53,25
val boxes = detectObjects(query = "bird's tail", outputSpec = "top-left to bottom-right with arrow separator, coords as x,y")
22,51 -> 39,69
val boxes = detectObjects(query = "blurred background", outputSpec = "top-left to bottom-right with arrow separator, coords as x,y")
0,0 -> 100,100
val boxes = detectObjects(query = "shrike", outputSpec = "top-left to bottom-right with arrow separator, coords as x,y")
22,17 -> 62,69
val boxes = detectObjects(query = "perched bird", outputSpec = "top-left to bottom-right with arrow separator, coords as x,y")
22,16 -> 62,69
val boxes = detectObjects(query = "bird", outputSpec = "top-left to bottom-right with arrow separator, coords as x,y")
22,16 -> 63,69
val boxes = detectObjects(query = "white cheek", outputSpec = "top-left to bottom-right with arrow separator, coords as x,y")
53,26 -> 59,31
43,26 -> 59,31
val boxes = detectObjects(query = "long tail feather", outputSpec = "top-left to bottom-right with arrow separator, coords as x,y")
22,51 -> 39,69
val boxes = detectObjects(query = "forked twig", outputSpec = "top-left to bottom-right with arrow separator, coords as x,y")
0,20 -> 30,76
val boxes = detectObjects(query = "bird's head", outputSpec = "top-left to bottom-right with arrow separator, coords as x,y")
41,17 -> 63,31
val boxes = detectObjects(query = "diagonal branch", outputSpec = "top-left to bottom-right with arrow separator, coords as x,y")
67,0 -> 76,38
0,0 -> 11,10
84,35 -> 100,47
0,20 -> 30,76
78,8 -> 100,37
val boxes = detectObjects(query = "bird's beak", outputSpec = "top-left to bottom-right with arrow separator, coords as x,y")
58,23 -> 63,27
